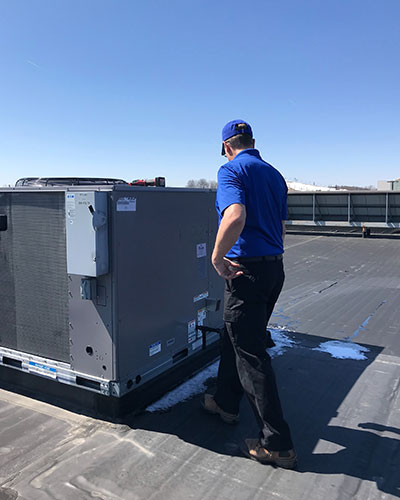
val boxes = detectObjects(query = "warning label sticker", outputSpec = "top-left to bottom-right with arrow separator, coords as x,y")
193,291 -> 208,303
149,341 -> 161,357
197,308 -> 207,324
117,197 -> 137,212
197,307 -> 207,339
187,320 -> 197,343
196,243 -> 207,258
188,333 -> 197,344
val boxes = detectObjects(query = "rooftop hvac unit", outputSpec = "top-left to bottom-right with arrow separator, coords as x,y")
0,182 -> 223,415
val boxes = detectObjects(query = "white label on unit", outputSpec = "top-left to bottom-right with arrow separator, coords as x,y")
196,243 -> 207,258
117,197 -> 137,212
66,193 -> 76,218
28,361 -> 57,379
188,320 -> 196,334
197,308 -> 207,323
193,291 -> 209,303
149,341 -> 161,357
188,333 -> 197,344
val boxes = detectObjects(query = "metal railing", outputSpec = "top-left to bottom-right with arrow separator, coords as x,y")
287,191 -> 400,227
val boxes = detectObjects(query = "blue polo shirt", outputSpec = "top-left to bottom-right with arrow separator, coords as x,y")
216,149 -> 287,258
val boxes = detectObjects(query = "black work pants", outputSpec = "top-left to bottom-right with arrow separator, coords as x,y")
214,258 -> 294,451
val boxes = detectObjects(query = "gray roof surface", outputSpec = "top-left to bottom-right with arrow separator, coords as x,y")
1,234 -> 399,500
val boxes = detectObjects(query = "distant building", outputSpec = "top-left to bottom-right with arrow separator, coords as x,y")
377,179 -> 400,191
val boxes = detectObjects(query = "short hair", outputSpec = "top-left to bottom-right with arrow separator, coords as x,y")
225,132 -> 253,150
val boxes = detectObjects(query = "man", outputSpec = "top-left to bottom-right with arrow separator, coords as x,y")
202,119 -> 296,469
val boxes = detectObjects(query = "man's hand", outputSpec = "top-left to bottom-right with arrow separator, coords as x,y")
212,257 -> 243,280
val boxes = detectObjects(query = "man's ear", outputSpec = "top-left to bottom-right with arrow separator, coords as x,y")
224,141 -> 233,156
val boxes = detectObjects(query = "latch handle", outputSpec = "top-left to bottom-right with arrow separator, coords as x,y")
88,205 -> 107,230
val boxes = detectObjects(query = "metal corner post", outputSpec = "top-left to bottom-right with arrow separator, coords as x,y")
347,193 -> 351,223
312,193 -> 316,222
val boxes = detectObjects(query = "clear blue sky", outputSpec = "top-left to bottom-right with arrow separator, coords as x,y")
1,0 -> 399,187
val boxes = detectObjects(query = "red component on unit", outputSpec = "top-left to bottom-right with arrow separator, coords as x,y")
130,177 -> 166,187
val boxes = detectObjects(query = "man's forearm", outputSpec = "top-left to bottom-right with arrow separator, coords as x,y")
212,204 -> 246,263
212,217 -> 244,262
211,203 -> 246,279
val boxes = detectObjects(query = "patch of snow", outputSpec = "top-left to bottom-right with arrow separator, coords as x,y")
313,340 -> 369,360
267,328 -> 298,358
287,181 -> 340,192
146,360 -> 219,412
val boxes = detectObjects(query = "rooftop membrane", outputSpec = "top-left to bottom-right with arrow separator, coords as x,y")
0,233 -> 399,500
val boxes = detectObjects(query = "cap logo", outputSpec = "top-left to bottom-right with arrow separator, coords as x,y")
235,123 -> 248,131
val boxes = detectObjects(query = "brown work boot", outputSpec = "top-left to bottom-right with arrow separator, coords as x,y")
201,394 -> 239,424
241,439 -> 297,469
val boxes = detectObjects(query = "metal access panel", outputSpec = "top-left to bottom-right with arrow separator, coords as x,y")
65,191 -> 109,276
108,188 -> 222,392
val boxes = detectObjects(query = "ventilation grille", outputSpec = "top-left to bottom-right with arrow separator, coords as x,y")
0,192 -> 70,362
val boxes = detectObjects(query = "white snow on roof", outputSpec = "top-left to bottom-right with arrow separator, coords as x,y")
313,340 -> 369,360
287,181 -> 340,192
267,328 -> 298,358
146,360 -> 219,412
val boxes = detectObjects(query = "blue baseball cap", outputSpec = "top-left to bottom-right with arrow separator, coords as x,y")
221,119 -> 253,155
